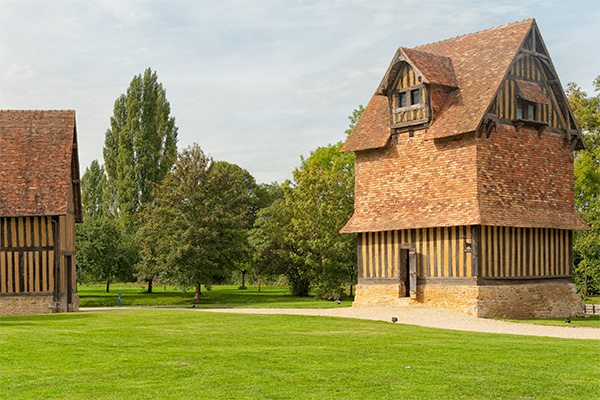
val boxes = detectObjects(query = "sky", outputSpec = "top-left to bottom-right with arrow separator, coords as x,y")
1,0 -> 599,184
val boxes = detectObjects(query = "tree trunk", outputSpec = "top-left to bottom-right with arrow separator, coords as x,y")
147,277 -> 153,294
195,283 -> 202,301
106,279 -> 110,293
258,275 -> 262,292
241,270 -> 247,287
584,263 -> 588,297
350,284 -> 353,297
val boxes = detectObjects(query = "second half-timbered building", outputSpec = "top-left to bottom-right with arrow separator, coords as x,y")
0,110 -> 82,316
341,19 -> 588,318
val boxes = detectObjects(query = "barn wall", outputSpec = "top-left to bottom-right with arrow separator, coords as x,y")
480,226 -> 572,278
354,225 -> 583,318
0,211 -> 78,316
0,216 -> 55,295
357,226 -> 474,280
358,225 -> 574,281
57,180 -> 79,312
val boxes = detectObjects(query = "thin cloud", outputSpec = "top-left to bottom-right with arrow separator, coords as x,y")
0,0 -> 598,183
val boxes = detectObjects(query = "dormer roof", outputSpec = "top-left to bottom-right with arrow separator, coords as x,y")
342,19 -> 584,151
377,47 -> 458,95
0,110 -> 83,222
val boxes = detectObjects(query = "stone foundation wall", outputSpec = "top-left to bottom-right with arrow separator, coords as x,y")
417,284 -> 480,316
0,294 -> 55,316
354,283 -> 409,306
354,281 -> 585,319
475,282 -> 584,319
0,293 -> 79,316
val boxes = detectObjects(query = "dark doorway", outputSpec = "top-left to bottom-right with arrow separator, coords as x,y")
399,249 -> 410,297
65,255 -> 72,305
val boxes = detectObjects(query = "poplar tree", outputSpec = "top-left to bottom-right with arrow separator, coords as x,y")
81,159 -> 105,219
103,68 -> 178,230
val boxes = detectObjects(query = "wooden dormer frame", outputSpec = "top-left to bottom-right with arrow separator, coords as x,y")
385,61 -> 431,130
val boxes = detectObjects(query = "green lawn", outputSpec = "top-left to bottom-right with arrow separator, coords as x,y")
585,295 -> 600,304
505,315 -> 600,327
0,310 -> 598,400
77,283 -> 353,308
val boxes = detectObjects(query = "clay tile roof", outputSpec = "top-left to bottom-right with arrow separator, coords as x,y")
515,79 -> 550,105
346,19 -> 535,147
341,95 -> 390,152
398,47 -> 458,88
376,47 -> 457,97
0,110 -> 82,222
422,19 -> 534,139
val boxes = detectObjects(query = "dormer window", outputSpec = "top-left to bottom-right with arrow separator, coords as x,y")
516,98 -> 536,121
411,88 -> 422,105
510,79 -> 550,134
376,48 -> 456,135
513,80 -> 549,122
397,92 -> 407,107
388,63 -> 429,129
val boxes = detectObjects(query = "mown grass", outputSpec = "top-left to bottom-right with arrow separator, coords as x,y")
0,310 -> 598,400
584,295 -> 600,304
505,315 -> 600,327
78,283 -> 353,308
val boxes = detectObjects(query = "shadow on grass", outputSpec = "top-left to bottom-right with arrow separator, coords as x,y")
78,284 -> 353,308
0,312 -> 96,325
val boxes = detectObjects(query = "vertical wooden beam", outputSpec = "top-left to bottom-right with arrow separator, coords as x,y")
394,230 -> 399,278
426,228 -> 432,277
435,227 -> 441,277
416,229 -> 422,277
10,253 -> 16,293
454,226 -> 459,277
357,233 -> 363,279
459,226 -> 466,277
374,232 -> 380,278
1,251 -> 6,293
386,231 -> 396,278
545,228 -> 550,276
471,225 -> 479,277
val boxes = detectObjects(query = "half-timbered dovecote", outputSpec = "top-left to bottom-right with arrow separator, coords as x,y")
341,19 -> 588,319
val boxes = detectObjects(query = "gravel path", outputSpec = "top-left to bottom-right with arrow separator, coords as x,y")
80,305 -> 599,340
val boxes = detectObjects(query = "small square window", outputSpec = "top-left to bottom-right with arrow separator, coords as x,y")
398,92 -> 407,107
411,89 -> 421,105
527,104 -> 536,120
516,98 -> 536,121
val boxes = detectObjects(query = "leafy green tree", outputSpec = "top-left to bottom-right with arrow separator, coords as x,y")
76,218 -> 137,292
81,159 -> 106,219
251,197 -> 311,295
136,144 -> 252,300
245,182 -> 284,289
345,104 -> 364,136
103,67 -> 178,230
252,106 -> 363,298
568,76 -> 600,296
285,142 -> 356,299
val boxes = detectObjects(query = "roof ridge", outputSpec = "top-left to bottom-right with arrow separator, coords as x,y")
413,18 -> 534,50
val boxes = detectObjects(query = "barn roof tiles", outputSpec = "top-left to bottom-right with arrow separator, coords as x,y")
0,110 -> 83,222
